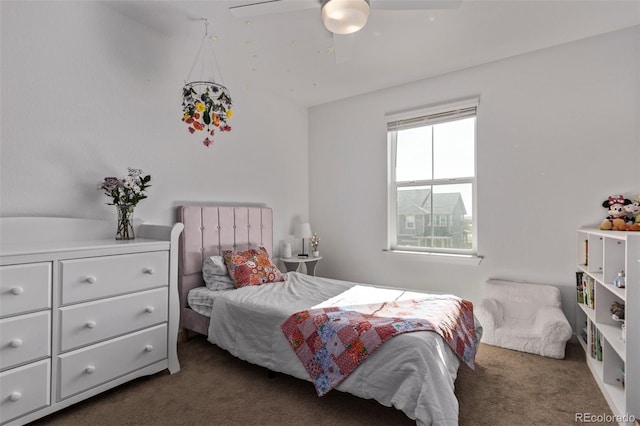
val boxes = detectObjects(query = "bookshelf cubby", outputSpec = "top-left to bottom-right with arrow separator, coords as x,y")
576,228 -> 639,424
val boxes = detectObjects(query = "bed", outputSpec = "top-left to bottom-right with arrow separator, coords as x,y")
177,205 -> 480,426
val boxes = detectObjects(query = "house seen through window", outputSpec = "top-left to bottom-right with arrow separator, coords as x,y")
387,99 -> 477,255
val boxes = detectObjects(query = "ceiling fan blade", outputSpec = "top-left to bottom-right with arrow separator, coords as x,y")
333,33 -> 355,64
228,0 -> 319,18
370,0 -> 462,10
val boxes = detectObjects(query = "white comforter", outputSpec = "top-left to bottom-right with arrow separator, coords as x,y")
207,272 -> 474,426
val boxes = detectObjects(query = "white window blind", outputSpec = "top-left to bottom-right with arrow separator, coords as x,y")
387,106 -> 477,132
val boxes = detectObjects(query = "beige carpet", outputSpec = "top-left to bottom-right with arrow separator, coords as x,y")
33,336 -> 614,426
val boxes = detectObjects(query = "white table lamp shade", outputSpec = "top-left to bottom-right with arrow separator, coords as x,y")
294,223 -> 313,239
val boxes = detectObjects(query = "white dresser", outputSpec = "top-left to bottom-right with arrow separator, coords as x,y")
0,217 -> 183,425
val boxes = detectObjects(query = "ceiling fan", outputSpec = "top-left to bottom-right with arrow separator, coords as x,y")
229,0 -> 462,63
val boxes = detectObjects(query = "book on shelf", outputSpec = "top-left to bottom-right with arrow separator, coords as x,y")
576,271 -> 584,304
580,326 -> 588,345
583,239 -> 588,266
590,323 -> 602,361
580,273 -> 595,309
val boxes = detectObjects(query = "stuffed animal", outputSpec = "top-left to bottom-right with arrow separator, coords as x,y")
600,195 -> 631,231
624,196 -> 640,231
610,301 -> 625,321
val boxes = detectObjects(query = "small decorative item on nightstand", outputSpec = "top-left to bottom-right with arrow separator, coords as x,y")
311,233 -> 320,257
98,168 -> 151,240
283,242 -> 292,258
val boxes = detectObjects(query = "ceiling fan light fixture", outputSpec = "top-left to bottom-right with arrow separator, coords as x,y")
321,0 -> 370,35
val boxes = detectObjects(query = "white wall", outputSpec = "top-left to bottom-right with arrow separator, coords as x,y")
2,2 -> 638,327
0,1 -> 309,253
309,26 -> 640,326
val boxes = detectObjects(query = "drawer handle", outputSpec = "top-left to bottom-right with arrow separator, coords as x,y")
145,306 -> 155,314
9,392 -> 22,402
85,321 -> 97,329
144,344 -> 154,352
143,267 -> 155,275
85,365 -> 96,374
9,338 -> 23,348
10,287 -> 24,295
85,276 -> 97,284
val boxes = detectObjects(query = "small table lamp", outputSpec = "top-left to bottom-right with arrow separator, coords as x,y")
294,223 -> 313,257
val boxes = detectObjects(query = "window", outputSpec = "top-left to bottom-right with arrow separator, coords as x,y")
387,98 -> 477,256
405,215 -> 416,229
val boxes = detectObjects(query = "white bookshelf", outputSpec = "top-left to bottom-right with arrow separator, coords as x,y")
576,228 -> 639,425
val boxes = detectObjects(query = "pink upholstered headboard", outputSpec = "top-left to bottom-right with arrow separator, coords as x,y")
177,205 -> 274,335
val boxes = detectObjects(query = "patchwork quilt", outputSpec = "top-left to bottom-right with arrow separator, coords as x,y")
281,295 -> 477,396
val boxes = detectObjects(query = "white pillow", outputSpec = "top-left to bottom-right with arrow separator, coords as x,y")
203,256 -> 235,290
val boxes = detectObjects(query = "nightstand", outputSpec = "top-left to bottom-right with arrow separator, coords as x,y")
280,256 -> 322,276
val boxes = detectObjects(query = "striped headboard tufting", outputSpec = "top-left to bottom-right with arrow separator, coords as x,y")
177,205 -> 274,336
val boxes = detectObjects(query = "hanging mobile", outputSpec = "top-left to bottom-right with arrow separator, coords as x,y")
181,18 -> 233,148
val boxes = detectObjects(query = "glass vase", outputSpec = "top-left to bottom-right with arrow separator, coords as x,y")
115,204 -> 135,240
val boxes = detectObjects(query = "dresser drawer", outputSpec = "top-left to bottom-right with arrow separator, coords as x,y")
57,324 -> 167,400
60,251 -> 169,305
0,359 -> 51,424
0,311 -> 51,371
58,288 -> 168,352
0,262 -> 51,317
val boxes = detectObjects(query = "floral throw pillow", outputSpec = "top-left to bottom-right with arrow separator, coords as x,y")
223,247 -> 284,288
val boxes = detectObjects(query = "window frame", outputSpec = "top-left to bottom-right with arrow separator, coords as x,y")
386,98 -> 479,259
